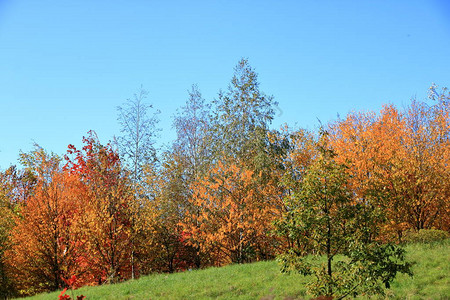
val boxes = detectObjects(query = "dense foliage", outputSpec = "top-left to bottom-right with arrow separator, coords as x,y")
0,60 -> 448,298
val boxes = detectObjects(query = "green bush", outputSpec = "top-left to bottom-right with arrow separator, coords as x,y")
403,229 -> 449,244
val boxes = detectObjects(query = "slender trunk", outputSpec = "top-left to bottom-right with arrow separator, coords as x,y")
325,198 -> 332,297
53,221 -> 61,290
194,245 -> 201,269
327,224 -> 332,279
131,99 -> 140,280
326,238 -> 332,296
397,229 -> 403,244
131,249 -> 135,279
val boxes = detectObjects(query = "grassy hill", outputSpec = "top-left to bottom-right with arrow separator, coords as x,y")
25,240 -> 449,300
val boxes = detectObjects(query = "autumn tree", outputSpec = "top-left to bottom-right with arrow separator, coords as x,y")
0,165 -> 38,297
329,86 -> 450,239
183,160 -> 282,265
0,169 -> 17,298
6,149 -> 83,296
427,84 -> 450,230
328,108 -> 397,239
64,131 -> 134,283
398,88 -> 449,230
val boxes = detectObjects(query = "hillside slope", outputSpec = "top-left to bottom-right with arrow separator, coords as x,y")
25,241 -> 450,300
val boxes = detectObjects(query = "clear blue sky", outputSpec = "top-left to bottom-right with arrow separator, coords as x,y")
1,0 -> 449,169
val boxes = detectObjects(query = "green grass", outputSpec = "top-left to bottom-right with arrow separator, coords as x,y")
379,240 -> 450,300
24,240 -> 449,300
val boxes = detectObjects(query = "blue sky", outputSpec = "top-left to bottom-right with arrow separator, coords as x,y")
0,0 -> 449,168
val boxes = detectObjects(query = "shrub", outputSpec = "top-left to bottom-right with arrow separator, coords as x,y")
403,229 -> 450,244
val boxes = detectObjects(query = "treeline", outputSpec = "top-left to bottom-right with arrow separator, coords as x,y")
0,59 -> 448,297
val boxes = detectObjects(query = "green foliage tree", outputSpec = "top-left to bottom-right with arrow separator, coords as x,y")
277,130 -> 412,299
19,143 -> 61,186
210,58 -> 277,171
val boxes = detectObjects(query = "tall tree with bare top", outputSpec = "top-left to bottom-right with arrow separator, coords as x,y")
173,84 -> 211,182
116,86 -> 160,185
116,87 -> 160,278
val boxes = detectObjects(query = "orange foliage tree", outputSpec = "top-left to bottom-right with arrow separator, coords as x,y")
183,160 -> 282,265
330,87 -> 450,239
7,154 -> 83,295
398,89 -> 449,231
